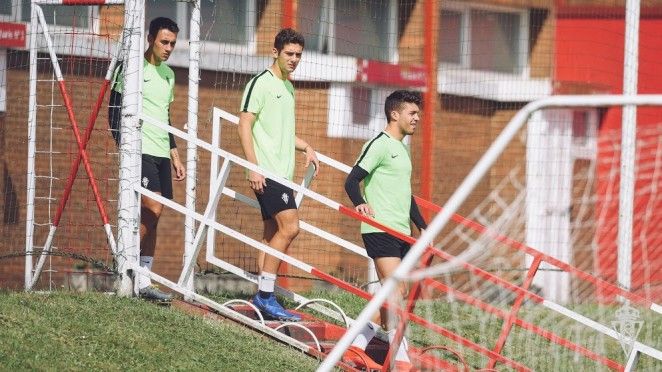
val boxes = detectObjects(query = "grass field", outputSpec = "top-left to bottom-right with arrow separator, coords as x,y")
0,290 -> 319,371
1,289 -> 660,371
210,289 -> 661,371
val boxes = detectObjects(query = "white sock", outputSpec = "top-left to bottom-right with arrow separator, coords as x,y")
350,321 -> 379,350
387,329 -> 410,362
258,272 -> 277,293
137,256 -> 153,290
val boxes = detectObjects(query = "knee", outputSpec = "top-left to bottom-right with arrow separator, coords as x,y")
142,205 -> 163,226
280,221 -> 300,241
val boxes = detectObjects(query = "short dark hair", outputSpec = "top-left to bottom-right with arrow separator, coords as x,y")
149,17 -> 179,37
273,28 -> 305,52
384,90 -> 422,121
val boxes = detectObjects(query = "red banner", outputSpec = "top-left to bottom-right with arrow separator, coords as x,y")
0,22 -> 27,48
356,59 -> 426,87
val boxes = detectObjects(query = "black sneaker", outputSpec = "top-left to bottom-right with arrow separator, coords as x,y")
139,285 -> 173,302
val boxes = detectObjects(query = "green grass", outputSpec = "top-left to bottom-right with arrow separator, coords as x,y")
298,290 -> 661,371
0,290 -> 319,371
1,288 -> 660,371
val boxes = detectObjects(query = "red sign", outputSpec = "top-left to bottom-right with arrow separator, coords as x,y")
0,22 -> 27,48
356,59 -> 426,87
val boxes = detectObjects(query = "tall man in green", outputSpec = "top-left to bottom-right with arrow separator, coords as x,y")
238,28 -> 319,321
344,90 -> 427,370
109,17 -> 186,301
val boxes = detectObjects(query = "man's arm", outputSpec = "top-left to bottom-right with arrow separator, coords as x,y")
344,165 -> 374,217
170,147 -> 185,181
410,196 -> 427,232
238,111 -> 266,193
167,105 -> 185,181
295,136 -> 320,177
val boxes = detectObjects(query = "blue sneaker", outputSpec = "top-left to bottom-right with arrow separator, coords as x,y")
252,293 -> 301,322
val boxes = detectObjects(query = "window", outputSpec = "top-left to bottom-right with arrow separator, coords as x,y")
298,0 -> 397,62
21,2 -> 91,28
571,110 -> 598,160
327,84 -> 389,139
0,2 -> 11,17
145,0 -> 255,47
199,0 -> 251,45
439,3 -> 528,75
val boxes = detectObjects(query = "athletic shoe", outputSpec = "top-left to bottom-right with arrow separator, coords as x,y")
342,346 -> 382,371
139,285 -> 173,302
252,293 -> 301,322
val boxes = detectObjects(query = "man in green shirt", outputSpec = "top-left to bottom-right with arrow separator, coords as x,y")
344,90 -> 426,370
109,17 -> 185,302
238,28 -> 319,322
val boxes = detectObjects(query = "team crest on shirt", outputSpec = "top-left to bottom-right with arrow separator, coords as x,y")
281,193 -> 289,204
142,177 -> 149,188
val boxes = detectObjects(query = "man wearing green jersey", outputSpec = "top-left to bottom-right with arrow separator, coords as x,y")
109,17 -> 185,302
344,90 -> 426,370
238,28 -> 319,322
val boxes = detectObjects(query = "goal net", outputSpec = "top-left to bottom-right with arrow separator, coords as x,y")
0,1 -> 660,371
0,2 -> 124,290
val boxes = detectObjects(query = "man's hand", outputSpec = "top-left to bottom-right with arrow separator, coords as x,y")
172,157 -> 186,181
355,203 -> 374,217
249,170 -> 267,194
303,146 -> 320,177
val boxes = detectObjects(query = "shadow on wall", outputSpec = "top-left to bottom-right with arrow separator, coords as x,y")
3,163 -> 18,225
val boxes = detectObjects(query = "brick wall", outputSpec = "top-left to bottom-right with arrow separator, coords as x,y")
0,0 -> 556,292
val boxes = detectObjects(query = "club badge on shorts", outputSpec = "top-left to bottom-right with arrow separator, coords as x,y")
281,192 -> 289,204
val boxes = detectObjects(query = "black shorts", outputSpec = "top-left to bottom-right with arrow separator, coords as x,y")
362,233 -> 411,259
141,154 -> 173,199
108,90 -> 122,146
254,178 -> 297,220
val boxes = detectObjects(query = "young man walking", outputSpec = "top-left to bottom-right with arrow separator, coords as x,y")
109,17 -> 186,301
238,28 -> 319,321
344,90 -> 427,370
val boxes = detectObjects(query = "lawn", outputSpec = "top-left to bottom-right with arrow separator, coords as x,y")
0,290 -> 319,371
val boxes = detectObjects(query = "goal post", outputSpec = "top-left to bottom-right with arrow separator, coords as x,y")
318,94 -> 662,372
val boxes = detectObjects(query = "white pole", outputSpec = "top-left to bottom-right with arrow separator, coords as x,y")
183,0 -> 201,292
317,94 -> 662,372
25,1 -> 39,290
617,0 -> 640,292
116,0 -> 144,297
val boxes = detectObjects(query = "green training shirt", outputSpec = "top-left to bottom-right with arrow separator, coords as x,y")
355,132 -> 412,235
112,59 -> 175,158
240,69 -> 296,180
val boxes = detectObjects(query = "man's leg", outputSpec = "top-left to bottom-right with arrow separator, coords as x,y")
257,219 -> 278,273
138,194 -> 162,291
374,256 -> 411,366
253,209 -> 300,321
262,208 -> 299,274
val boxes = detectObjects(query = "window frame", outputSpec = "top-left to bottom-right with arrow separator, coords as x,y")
0,0 -> 99,34
169,0 -> 257,56
299,0 -> 399,63
327,83 -> 392,140
440,1 -> 530,77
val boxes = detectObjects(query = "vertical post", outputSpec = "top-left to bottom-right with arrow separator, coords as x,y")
281,0 -> 295,29
116,0 -> 145,297
25,1 -> 39,290
183,0 -> 201,292
618,0 -> 640,292
421,0 -> 438,218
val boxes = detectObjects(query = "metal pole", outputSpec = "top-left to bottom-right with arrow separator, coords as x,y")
421,0 -> 437,216
183,0 -> 201,292
116,0 -> 144,297
25,1 -> 39,290
317,94 -> 662,372
617,0 -> 640,293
